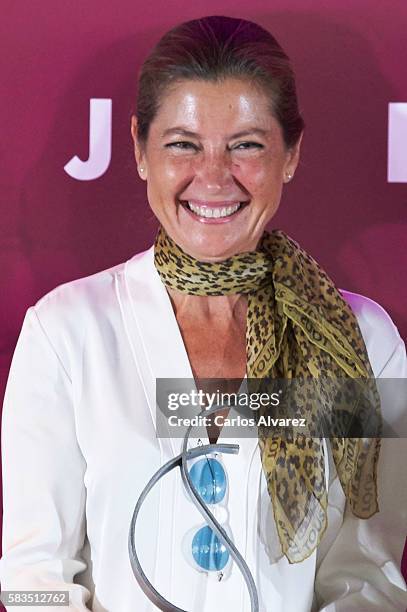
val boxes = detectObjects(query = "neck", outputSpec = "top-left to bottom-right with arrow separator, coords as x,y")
166,287 -> 247,324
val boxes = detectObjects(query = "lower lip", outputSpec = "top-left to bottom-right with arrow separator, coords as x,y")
179,202 -> 248,224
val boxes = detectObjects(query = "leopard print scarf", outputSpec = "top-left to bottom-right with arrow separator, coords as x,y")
154,224 -> 382,564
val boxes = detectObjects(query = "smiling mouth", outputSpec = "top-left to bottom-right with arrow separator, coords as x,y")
179,200 -> 249,219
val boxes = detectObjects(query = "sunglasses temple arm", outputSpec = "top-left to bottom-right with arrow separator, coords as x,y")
128,443 -> 239,612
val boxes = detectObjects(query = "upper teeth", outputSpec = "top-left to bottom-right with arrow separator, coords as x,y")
187,202 -> 241,218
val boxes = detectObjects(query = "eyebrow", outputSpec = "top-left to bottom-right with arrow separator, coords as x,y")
162,128 -> 199,139
161,127 -> 269,139
230,128 -> 268,139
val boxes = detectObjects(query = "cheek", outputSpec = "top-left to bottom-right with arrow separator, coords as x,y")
232,159 -> 281,195
151,155 -> 194,188
146,156 -> 195,213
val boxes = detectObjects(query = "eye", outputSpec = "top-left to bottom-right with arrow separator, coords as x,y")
165,141 -> 198,151
231,141 -> 264,150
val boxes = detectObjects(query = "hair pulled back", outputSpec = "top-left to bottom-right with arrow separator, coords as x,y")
136,15 -> 304,149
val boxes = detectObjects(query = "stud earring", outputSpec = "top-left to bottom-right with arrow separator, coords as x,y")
285,172 -> 293,182
139,167 -> 144,173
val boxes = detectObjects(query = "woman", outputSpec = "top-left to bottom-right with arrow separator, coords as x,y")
1,15 -> 406,612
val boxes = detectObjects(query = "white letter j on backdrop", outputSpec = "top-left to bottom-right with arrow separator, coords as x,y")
64,98 -> 112,181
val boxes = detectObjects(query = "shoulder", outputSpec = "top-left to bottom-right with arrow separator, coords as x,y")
29,246 -> 153,345
33,261 -> 124,325
339,288 -> 406,377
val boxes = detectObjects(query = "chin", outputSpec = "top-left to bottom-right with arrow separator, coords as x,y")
177,237 -> 250,262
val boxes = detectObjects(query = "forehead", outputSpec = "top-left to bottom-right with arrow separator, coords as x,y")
150,78 -> 279,135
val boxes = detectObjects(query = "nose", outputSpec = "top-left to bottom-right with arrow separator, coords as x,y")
194,151 -> 234,193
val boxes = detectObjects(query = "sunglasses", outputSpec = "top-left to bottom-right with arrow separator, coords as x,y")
182,449 -> 231,577
129,403 -> 259,611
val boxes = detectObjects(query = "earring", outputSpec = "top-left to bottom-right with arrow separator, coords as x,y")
285,172 -> 293,182
139,167 -> 144,173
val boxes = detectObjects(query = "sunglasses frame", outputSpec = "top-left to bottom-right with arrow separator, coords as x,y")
128,403 -> 259,612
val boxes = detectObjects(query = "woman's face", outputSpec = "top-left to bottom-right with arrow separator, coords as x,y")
131,78 -> 302,261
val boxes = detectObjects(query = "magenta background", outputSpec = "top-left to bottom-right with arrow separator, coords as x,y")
1,0 -> 406,586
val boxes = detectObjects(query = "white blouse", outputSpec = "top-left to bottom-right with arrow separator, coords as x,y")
1,244 -> 407,611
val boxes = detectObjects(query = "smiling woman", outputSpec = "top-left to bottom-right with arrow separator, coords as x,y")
131,78 -> 301,260
1,14 -> 407,612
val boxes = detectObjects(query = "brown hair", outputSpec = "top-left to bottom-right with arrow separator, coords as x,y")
136,16 -> 304,149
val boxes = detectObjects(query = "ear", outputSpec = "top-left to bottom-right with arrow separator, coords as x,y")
283,131 -> 303,183
130,115 -> 147,180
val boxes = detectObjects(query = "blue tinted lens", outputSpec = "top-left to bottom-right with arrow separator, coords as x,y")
188,458 -> 226,504
191,525 -> 230,571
